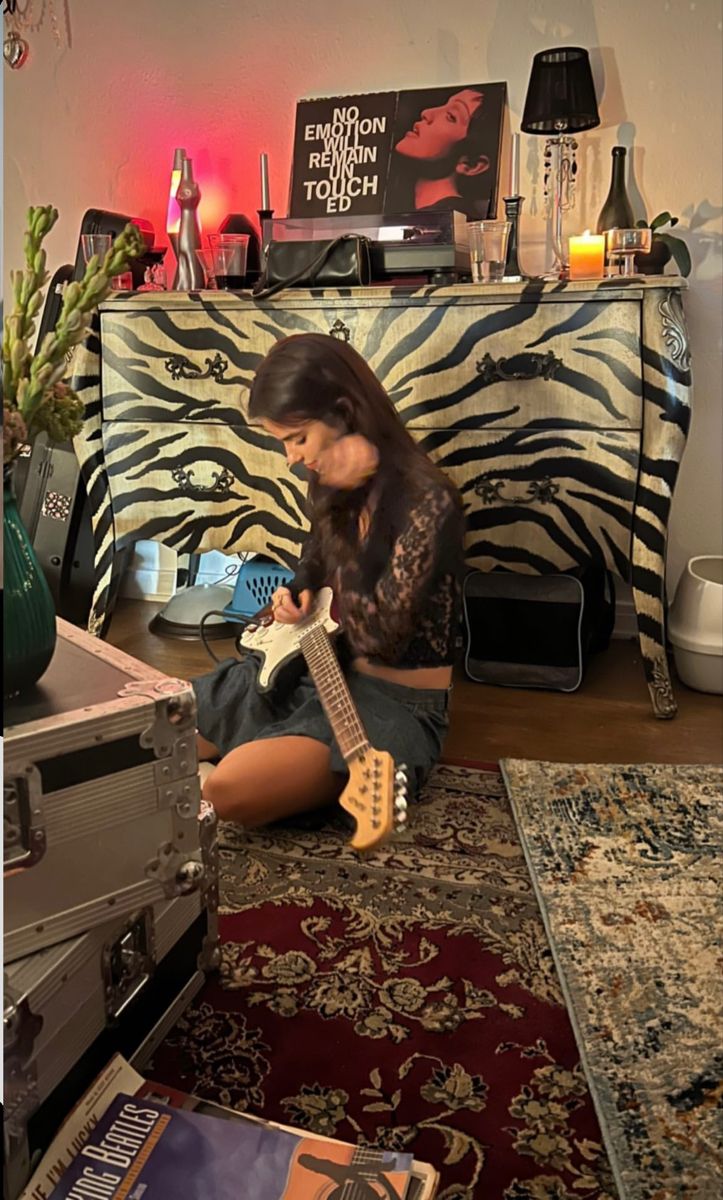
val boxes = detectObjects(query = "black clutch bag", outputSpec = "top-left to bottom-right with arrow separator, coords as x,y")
252,234 -> 372,298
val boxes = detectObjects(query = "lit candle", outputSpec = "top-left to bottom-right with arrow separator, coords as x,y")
510,133 -> 520,197
260,152 -> 270,210
568,229 -> 605,279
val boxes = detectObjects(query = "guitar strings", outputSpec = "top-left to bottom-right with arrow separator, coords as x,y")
301,625 -> 370,759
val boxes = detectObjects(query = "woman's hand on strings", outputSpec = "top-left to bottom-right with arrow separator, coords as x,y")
271,587 -> 314,624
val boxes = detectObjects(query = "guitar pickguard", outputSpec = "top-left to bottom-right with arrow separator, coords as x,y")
239,586 -> 339,691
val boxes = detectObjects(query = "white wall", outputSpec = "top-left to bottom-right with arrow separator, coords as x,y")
4,0 -> 722,594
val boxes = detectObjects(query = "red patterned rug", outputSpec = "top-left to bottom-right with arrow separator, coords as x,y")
150,762 -> 617,1199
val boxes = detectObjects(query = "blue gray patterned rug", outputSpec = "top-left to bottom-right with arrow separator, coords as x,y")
501,759 -> 722,1200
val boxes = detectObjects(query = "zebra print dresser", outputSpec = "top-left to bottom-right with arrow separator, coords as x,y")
70,278 -> 691,718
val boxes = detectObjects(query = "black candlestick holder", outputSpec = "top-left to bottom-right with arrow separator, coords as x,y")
502,195 -> 529,281
257,209 -> 274,267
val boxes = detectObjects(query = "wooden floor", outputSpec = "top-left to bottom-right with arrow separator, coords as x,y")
107,599 -> 723,766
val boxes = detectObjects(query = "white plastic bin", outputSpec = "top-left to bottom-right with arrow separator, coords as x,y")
669,556 -> 723,694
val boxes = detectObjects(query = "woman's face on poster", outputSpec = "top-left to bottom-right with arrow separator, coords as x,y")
395,88 -> 483,162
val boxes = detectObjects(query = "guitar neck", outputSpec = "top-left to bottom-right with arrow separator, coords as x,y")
299,624 -> 370,762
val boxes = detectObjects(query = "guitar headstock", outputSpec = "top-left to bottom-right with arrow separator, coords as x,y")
341,750 -> 409,852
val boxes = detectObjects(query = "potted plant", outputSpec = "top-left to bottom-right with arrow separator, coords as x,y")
3,205 -> 144,696
634,212 -> 691,276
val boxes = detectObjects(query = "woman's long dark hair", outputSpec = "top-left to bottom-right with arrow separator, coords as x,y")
248,333 -> 458,578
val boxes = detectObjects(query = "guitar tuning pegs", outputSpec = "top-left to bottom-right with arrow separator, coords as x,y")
390,763 -> 409,832
394,785 -> 408,827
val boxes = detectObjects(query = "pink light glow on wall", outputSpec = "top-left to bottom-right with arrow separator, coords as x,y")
159,142 -> 260,248
123,107 -> 273,254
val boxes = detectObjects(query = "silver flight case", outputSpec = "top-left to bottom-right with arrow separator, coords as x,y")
4,844 -> 220,1199
4,618 -> 209,961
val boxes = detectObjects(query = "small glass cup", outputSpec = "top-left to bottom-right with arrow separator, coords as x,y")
81,233 -> 112,266
467,221 -> 511,283
605,227 -> 652,277
208,233 -> 249,288
110,271 -> 133,291
195,246 -> 218,288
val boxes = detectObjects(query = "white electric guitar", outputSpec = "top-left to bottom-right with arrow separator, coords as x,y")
240,587 -> 408,851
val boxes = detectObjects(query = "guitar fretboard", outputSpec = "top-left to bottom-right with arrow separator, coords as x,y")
300,623 -> 370,762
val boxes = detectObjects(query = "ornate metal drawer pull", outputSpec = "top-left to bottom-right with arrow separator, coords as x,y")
329,318 -> 350,342
171,465 -> 234,495
476,350 -> 563,383
474,476 -> 561,506
164,352 -> 229,382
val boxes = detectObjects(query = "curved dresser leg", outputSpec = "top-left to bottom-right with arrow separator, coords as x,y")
70,314 -> 122,639
633,285 -> 692,718
87,552 -> 126,639
632,583 -> 677,718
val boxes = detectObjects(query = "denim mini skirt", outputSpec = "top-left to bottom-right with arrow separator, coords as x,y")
192,653 -> 449,795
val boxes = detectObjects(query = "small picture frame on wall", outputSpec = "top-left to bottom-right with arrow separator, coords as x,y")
288,82 -> 507,221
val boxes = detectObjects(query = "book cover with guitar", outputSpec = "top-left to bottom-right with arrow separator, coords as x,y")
20,1054 -> 439,1200
46,1092 -> 415,1199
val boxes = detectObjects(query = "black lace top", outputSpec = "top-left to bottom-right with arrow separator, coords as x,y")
291,472 -> 465,669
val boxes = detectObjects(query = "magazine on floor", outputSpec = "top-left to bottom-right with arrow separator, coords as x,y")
20,1055 -> 438,1200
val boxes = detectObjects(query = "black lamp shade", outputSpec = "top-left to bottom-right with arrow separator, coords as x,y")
521,47 -> 600,134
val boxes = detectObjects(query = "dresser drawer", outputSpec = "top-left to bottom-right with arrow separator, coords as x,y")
420,428 -> 639,577
376,298 -> 643,432
100,310 -> 270,424
100,305 -> 386,423
100,296 -> 642,433
103,420 -> 308,559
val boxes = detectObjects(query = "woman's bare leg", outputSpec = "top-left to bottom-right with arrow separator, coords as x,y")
197,732 -> 220,761
202,736 -> 343,827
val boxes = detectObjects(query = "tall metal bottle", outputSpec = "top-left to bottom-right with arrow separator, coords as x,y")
173,158 -> 204,290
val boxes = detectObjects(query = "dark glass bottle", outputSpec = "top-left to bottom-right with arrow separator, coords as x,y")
596,146 -> 635,233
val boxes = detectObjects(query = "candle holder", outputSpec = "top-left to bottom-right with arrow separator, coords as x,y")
502,196 -> 529,281
605,227 -> 652,277
258,208 -> 274,268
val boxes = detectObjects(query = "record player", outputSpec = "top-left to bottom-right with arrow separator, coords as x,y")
262,211 -> 470,283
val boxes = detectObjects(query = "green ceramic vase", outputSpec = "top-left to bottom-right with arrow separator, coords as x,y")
3,464 -> 57,698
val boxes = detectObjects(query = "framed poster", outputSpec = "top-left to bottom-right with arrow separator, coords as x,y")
288,82 -> 507,221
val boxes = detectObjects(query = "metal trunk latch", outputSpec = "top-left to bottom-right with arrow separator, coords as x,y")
145,842 -> 206,898
102,908 -> 156,1021
4,766 -> 46,874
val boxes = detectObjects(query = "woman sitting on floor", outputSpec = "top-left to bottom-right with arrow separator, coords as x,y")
194,332 -> 465,826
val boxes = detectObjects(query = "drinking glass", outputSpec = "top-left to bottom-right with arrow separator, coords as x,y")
196,247 -> 236,289
208,233 -> 249,288
605,227 -> 652,277
81,233 -> 112,265
195,249 -> 220,289
467,221 -> 511,283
